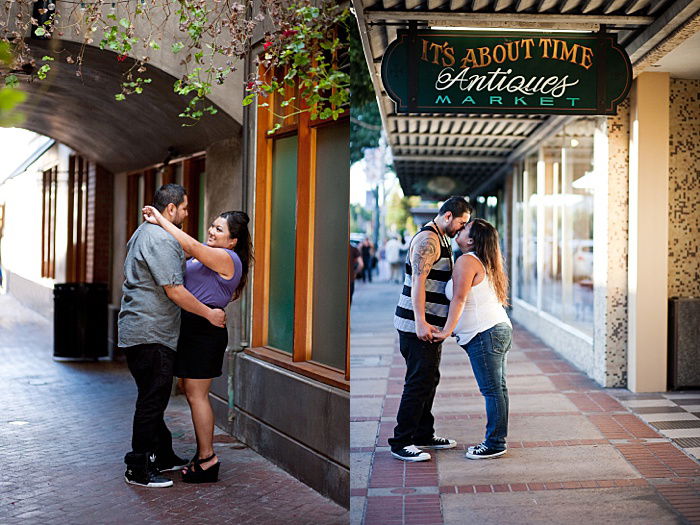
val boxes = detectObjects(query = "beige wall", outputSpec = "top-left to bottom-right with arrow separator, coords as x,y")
627,73 -> 670,393
204,135 -> 246,407
668,78 -> 700,298
110,173 -> 128,306
0,143 -> 71,316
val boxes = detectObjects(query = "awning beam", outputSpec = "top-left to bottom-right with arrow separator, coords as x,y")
394,154 -> 506,163
363,10 -> 654,29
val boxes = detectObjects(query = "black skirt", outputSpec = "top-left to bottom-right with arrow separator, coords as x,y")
175,308 -> 228,379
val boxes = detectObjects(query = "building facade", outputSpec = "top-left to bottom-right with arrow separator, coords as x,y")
0,4 -> 349,507
354,0 -> 700,392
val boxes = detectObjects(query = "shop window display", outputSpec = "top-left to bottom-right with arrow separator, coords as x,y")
514,117 -> 599,336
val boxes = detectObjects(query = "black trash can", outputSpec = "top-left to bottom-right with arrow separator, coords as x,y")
53,282 -> 108,360
668,297 -> 700,390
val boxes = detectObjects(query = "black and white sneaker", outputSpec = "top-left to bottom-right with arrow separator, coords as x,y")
124,467 -> 174,488
465,443 -> 507,460
416,436 -> 457,450
391,445 -> 431,462
154,453 -> 189,473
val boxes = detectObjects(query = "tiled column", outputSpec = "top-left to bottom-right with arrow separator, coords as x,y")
627,72 -> 670,392
593,100 -> 630,387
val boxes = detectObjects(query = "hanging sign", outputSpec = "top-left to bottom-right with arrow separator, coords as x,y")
381,29 -> 632,115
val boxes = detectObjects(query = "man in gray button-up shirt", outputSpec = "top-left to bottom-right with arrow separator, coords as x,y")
120,184 -> 225,488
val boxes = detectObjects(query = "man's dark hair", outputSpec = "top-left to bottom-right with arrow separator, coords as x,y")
438,196 -> 473,218
153,183 -> 187,212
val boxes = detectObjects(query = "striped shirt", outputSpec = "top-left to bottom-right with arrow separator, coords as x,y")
394,222 -> 453,333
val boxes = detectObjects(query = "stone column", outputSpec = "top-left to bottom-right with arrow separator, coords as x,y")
627,72 -> 670,392
592,101 -> 630,387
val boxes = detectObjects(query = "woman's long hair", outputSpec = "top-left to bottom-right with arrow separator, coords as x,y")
220,211 -> 253,300
468,218 -> 509,306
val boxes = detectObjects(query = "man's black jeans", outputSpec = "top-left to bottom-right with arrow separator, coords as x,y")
388,331 -> 442,451
124,343 -> 176,459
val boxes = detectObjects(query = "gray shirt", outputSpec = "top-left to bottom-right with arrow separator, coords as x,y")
118,222 -> 186,351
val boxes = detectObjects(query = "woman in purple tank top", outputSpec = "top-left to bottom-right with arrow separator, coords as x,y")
143,205 -> 252,484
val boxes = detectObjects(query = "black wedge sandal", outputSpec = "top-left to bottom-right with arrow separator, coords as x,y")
181,453 -> 220,484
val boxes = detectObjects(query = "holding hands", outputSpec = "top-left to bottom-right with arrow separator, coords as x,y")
431,329 -> 450,342
416,320 -> 446,343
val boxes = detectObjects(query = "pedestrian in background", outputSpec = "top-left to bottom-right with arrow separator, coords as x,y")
360,237 -> 374,283
349,242 -> 363,305
385,235 -> 404,284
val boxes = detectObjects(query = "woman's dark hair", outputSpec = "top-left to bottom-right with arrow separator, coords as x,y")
468,218 -> 509,306
220,211 -> 253,300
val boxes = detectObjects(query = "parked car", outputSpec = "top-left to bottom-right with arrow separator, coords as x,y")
573,240 -> 594,281
350,233 -> 364,247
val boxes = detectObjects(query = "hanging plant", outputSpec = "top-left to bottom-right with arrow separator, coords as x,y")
242,3 -> 350,133
0,0 -> 350,128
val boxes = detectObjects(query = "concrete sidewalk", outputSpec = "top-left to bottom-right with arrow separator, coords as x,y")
350,281 -> 700,525
0,293 -> 347,524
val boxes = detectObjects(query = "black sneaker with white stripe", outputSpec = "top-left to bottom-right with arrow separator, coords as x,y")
391,445 -> 431,462
415,436 -> 457,450
154,452 -> 189,473
465,443 -> 507,459
124,452 -> 174,488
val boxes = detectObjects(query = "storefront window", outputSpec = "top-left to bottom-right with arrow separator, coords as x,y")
267,135 -> 298,354
514,117 -> 599,336
559,118 -> 596,333
517,152 -> 538,306
250,61 -> 350,389
311,122 -> 350,370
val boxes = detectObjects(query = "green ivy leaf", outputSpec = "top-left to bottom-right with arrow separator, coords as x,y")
4,75 -> 18,88
171,42 -> 184,54
34,27 -> 46,37
0,87 -> 27,110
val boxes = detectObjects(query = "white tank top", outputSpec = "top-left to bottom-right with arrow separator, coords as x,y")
444,252 -> 511,346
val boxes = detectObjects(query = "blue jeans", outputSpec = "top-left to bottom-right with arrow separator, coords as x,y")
461,323 -> 512,451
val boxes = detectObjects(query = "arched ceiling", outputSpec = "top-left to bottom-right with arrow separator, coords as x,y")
13,40 -> 241,174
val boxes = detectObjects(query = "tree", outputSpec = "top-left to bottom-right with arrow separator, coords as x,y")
349,15 -> 381,164
0,0 -> 349,128
385,192 -> 421,237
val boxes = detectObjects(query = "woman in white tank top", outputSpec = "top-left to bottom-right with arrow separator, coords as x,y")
434,219 -> 512,460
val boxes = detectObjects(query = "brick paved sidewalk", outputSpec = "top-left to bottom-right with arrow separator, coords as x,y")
350,281 -> 700,525
0,294 -> 347,524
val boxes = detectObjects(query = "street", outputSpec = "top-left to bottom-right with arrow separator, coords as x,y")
0,294 -> 347,524
350,280 -> 700,525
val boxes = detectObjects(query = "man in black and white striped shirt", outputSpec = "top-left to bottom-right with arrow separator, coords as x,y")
389,196 -> 473,462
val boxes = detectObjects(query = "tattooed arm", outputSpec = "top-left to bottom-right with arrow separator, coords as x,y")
410,231 -> 441,341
